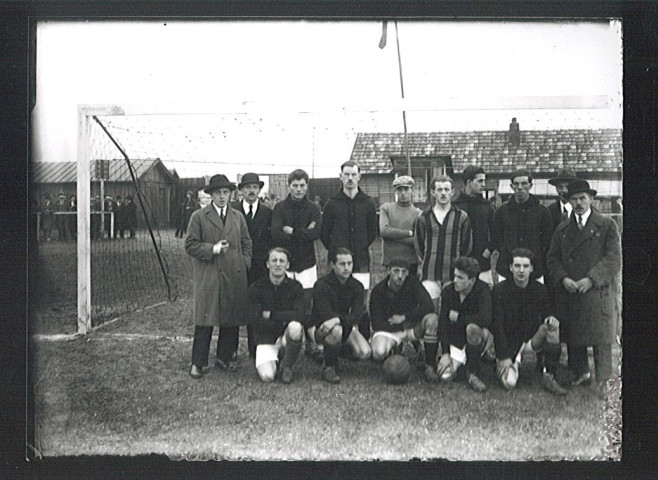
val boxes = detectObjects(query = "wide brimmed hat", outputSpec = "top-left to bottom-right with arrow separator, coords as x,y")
567,179 -> 597,198
548,169 -> 578,186
204,174 -> 236,193
238,172 -> 264,190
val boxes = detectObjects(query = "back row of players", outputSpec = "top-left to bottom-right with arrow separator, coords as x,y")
184,163 -> 620,399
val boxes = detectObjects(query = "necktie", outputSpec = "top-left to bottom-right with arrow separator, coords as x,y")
561,206 -> 568,221
220,208 -> 226,223
577,215 -> 584,230
247,204 -> 253,221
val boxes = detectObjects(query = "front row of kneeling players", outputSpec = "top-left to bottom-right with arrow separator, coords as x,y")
244,243 -> 566,395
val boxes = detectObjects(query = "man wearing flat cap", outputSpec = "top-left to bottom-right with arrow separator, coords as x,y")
547,169 -> 578,235
227,172 -> 273,359
379,176 -> 422,276
547,179 -> 621,399
185,174 -> 253,379
369,256 -> 439,383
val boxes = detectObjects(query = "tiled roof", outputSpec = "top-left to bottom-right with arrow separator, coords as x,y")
31,159 -> 171,183
350,129 -> 622,175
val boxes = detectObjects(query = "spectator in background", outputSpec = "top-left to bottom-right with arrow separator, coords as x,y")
39,193 -> 54,242
68,195 -> 77,240
54,193 -> 71,241
91,196 -> 102,241
271,169 -> 324,363
492,169 -> 552,283
123,195 -> 137,239
453,165 -> 497,283
114,195 -> 125,239
176,191 -> 197,238
103,195 -> 115,239
320,161 -> 378,340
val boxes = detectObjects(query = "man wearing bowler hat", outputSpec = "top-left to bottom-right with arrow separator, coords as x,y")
185,174 -> 252,379
547,169 -> 578,235
542,168 -> 578,373
225,172 -> 273,359
547,179 -> 620,399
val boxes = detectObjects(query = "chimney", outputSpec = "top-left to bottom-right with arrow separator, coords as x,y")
508,117 -> 520,147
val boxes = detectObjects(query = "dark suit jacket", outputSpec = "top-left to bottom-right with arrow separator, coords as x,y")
547,200 -> 570,237
231,200 -> 272,284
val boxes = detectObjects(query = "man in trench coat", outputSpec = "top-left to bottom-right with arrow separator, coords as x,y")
546,179 -> 621,399
185,174 -> 252,379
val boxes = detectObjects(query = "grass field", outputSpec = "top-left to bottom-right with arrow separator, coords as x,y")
30,230 -> 622,460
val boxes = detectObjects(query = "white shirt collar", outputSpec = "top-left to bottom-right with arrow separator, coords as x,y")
577,208 -> 592,226
561,200 -> 573,215
242,199 -> 258,216
212,202 -> 226,217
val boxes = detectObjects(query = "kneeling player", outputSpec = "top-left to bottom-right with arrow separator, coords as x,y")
436,257 -> 494,392
312,248 -> 371,384
492,248 -> 567,396
248,247 -> 306,384
369,257 -> 439,382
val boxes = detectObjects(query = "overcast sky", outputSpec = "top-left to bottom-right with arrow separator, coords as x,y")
32,19 -> 623,180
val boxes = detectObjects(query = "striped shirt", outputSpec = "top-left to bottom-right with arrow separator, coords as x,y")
414,205 -> 472,283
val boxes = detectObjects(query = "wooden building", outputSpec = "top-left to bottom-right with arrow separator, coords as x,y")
349,122 -> 622,212
31,158 -> 177,228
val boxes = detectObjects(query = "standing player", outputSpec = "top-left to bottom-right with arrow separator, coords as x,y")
321,161 -> 378,339
453,165 -> 495,276
379,175 -> 421,275
414,175 -> 473,312
271,169 -> 324,362
248,248 -> 305,383
313,248 -> 372,384
492,248 -> 567,396
492,169 -> 552,283
369,257 -> 439,382
436,257 -> 493,392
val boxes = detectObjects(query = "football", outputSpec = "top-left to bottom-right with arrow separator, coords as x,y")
382,354 -> 412,385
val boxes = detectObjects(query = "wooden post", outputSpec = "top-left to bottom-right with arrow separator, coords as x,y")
76,104 -> 125,333
77,107 -> 92,334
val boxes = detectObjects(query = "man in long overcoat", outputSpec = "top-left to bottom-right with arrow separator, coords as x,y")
546,179 -> 621,399
185,174 -> 252,379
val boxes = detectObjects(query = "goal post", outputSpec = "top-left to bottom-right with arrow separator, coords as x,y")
76,105 -> 125,334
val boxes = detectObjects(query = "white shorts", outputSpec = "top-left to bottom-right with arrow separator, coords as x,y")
422,280 -> 443,300
449,344 -> 467,364
371,329 -> 417,346
286,265 -> 318,289
255,336 -> 284,368
352,272 -> 371,290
